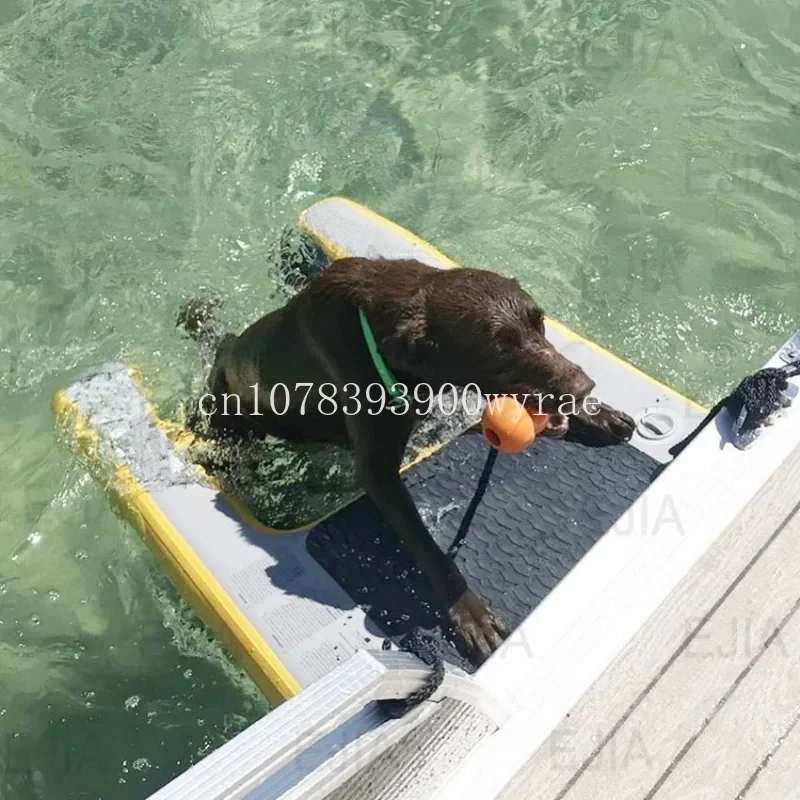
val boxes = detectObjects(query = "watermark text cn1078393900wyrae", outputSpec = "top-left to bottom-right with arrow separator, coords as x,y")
197,382 -> 604,419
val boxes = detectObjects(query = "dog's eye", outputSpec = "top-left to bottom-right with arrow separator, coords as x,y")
494,322 -> 522,350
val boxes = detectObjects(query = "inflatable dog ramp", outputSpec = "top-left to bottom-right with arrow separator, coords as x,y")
53,198 -> 707,715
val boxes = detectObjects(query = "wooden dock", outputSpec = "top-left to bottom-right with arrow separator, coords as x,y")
497,441 -> 800,800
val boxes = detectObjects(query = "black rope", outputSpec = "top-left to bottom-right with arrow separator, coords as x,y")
734,365 -> 799,429
670,359 -> 800,458
379,629 -> 446,718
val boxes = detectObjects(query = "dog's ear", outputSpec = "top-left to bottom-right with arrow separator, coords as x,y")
380,309 -> 436,373
376,287 -> 436,373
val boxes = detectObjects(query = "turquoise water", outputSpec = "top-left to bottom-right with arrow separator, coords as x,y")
2,0 -> 800,796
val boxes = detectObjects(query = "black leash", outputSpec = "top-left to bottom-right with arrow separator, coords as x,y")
447,446 -> 498,558
379,444 -> 500,718
670,359 -> 800,458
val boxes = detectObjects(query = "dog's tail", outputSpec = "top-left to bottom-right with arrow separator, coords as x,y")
177,298 -> 226,368
177,298 -> 217,339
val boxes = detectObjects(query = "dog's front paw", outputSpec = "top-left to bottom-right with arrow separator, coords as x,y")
448,589 -> 508,663
588,402 -> 636,444
569,401 -> 636,446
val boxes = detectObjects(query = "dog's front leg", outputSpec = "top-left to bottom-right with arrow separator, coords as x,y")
347,412 -> 507,662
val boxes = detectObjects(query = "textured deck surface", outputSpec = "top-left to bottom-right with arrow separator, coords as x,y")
308,433 -> 660,653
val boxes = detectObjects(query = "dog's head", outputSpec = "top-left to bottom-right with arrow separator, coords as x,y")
382,268 -> 594,428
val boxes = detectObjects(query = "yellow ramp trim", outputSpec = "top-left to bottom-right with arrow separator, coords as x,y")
299,196 -> 461,269
52,389 -> 301,706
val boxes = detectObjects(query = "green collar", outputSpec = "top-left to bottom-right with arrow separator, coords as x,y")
358,307 -> 405,405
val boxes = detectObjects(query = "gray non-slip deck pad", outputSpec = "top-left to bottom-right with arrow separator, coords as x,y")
307,432 -> 660,661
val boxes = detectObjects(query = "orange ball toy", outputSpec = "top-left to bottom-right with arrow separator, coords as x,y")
481,396 -> 549,453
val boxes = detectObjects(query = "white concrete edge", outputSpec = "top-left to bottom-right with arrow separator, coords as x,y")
258,702 -> 439,800
432,339 -> 800,800
148,650 -> 506,800
149,650 -> 390,800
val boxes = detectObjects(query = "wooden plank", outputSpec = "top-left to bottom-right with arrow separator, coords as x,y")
559,508 -> 800,800
651,597 -> 800,799
741,713 -> 800,800
496,439 -> 800,800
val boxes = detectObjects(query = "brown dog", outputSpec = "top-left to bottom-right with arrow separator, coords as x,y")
182,258 -> 635,660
